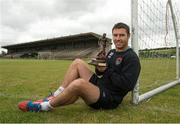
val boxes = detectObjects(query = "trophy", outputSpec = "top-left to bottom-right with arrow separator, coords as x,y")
89,33 -> 107,67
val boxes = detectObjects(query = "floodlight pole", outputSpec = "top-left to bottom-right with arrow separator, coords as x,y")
168,0 -> 179,80
131,0 -> 139,104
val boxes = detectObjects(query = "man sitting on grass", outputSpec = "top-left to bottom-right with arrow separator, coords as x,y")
18,22 -> 141,112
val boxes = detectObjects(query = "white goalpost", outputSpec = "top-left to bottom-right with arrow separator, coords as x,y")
131,0 -> 180,104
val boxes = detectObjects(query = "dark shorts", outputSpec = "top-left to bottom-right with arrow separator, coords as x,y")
88,74 -> 119,109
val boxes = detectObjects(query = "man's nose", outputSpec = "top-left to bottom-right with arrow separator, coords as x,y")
116,35 -> 121,40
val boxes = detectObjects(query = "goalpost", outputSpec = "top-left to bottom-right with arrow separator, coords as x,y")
131,0 -> 180,104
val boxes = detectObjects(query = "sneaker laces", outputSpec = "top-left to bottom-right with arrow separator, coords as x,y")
43,91 -> 54,101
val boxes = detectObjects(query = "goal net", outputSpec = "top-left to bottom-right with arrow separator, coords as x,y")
131,0 -> 180,104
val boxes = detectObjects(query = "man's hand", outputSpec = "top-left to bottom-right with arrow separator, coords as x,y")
96,65 -> 107,73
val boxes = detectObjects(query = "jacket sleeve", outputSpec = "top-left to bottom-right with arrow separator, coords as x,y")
107,58 -> 141,91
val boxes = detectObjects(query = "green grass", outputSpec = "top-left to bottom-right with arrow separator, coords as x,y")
0,59 -> 180,123
139,58 -> 177,93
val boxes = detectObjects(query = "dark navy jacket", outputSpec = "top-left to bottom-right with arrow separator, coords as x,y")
95,48 -> 141,103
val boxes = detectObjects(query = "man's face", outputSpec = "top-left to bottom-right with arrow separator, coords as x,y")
112,28 -> 130,51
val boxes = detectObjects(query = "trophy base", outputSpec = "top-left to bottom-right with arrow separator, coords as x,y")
88,58 -> 106,67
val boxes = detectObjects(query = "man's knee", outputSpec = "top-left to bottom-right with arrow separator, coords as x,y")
72,58 -> 84,67
69,79 -> 86,92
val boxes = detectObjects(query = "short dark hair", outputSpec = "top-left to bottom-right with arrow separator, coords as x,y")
112,22 -> 130,35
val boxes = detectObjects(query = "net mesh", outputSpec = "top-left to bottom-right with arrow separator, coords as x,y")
137,0 -> 180,93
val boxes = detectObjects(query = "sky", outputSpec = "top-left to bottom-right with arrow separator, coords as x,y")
0,0 -> 179,53
0,0 -> 131,53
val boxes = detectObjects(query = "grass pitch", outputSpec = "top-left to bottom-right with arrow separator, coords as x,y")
0,59 -> 180,123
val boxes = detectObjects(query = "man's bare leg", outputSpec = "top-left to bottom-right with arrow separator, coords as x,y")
40,78 -> 100,111
50,78 -> 100,107
62,58 -> 93,88
53,59 -> 93,96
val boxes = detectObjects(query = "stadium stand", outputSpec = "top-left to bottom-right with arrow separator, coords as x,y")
2,32 -> 112,59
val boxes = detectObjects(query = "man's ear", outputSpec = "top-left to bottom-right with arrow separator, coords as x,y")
128,33 -> 130,38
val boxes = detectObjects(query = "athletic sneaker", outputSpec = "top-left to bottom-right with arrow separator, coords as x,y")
18,100 -> 41,112
18,92 -> 55,112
